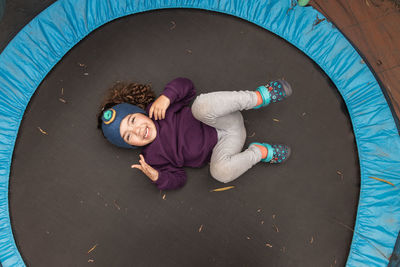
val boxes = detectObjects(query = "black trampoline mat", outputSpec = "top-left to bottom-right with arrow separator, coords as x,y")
9,9 -> 360,267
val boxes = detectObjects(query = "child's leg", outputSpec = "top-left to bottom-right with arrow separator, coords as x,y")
191,80 -> 292,125
208,111 -> 263,183
191,90 -> 258,128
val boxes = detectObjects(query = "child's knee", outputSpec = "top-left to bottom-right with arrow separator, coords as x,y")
210,161 -> 235,183
191,95 -> 211,121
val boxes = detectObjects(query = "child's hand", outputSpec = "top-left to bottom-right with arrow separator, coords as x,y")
131,154 -> 159,182
149,95 -> 170,120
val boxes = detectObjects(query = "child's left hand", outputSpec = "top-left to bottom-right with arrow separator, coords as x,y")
149,95 -> 171,120
131,154 -> 159,182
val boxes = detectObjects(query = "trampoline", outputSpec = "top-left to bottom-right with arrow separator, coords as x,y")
0,1 -> 399,266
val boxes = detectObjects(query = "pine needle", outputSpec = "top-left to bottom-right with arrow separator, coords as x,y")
87,244 -> 97,254
37,127 -> 48,135
369,176 -> 395,187
210,186 -> 235,192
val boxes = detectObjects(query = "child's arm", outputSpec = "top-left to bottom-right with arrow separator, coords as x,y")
131,154 -> 186,190
148,77 -> 195,120
161,77 -> 196,106
152,165 -> 187,191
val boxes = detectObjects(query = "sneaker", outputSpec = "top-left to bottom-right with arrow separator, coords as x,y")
253,79 -> 292,109
250,142 -> 291,163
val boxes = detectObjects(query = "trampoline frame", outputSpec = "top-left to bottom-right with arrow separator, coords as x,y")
0,0 -> 399,266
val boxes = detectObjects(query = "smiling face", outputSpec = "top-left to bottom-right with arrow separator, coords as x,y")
119,113 -> 157,146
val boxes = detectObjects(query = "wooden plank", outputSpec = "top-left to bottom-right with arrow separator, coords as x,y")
312,0 -> 400,120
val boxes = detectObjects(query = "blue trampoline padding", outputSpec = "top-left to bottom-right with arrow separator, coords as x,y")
0,0 -> 399,266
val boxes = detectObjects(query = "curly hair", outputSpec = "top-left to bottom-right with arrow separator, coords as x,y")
97,81 -> 156,129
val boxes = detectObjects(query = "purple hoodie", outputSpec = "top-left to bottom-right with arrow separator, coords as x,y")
142,78 -> 218,190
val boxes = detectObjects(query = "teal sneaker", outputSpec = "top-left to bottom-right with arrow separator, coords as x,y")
250,142 -> 291,163
253,79 -> 293,109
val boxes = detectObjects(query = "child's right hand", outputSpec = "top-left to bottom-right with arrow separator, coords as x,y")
131,154 -> 159,182
149,95 -> 171,120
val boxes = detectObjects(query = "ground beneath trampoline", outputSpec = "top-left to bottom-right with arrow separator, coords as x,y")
9,9 -> 359,267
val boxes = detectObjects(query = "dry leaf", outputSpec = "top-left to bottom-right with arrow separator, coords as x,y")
246,236 -> 251,240
210,186 -> 235,192
337,171 -> 344,181
265,243 -> 273,248
170,21 -> 176,30
113,200 -> 121,210
272,224 -> 279,233
87,244 -> 97,254
312,15 -> 326,29
272,214 -> 276,220
257,209 -> 262,213
261,220 -> 264,225
61,87 -> 64,95
365,0 -> 370,7
78,63 -> 86,67
37,127 -> 48,135
369,176 -> 395,187
162,193 -> 166,200
59,98 -> 67,103
198,224 -> 203,232
310,236 -> 314,244
88,259 -> 94,263
273,118 -> 280,122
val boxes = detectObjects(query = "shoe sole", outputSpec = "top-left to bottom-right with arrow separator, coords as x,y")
277,79 -> 293,97
274,144 -> 291,164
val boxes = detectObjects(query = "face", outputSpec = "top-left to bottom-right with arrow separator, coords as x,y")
119,113 -> 157,146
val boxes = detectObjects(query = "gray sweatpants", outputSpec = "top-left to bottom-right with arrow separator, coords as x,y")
191,90 -> 263,183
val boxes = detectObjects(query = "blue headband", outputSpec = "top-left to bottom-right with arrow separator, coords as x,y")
101,103 -> 147,149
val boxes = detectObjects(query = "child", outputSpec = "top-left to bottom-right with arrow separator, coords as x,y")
98,77 -> 292,190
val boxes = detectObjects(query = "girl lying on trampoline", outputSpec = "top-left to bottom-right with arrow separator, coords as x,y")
97,77 -> 292,190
